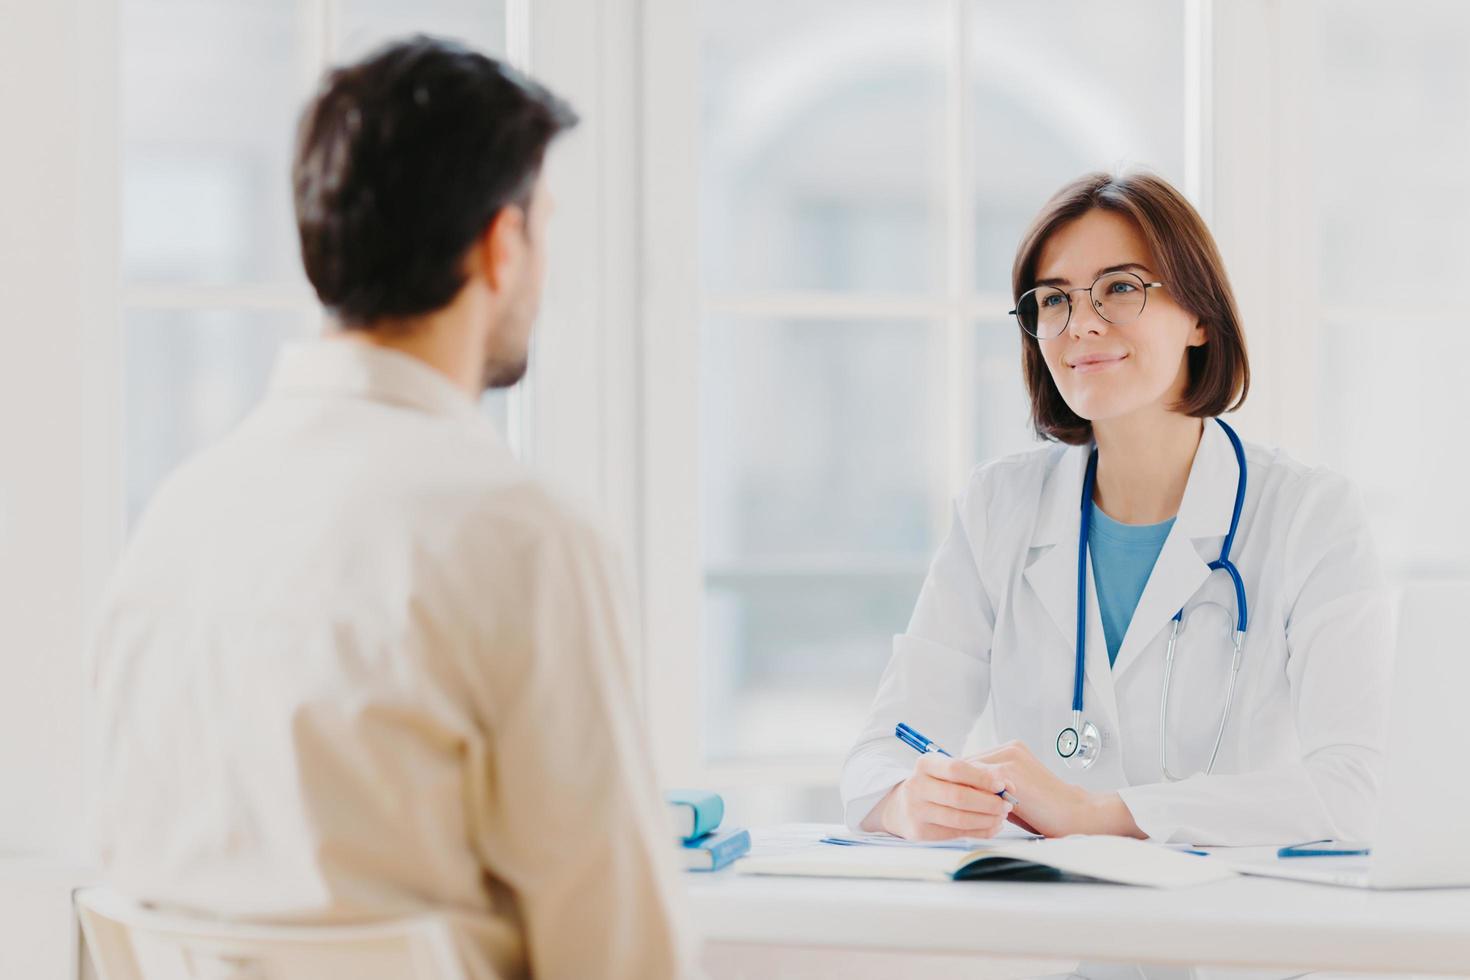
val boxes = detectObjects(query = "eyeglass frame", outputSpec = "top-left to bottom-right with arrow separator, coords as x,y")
1009,270 -> 1164,339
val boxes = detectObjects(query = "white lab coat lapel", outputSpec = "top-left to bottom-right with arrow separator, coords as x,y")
1022,446 -> 1121,744
1109,421 -> 1237,679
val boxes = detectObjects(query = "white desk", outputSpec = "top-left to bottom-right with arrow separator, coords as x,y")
687,827 -> 1470,977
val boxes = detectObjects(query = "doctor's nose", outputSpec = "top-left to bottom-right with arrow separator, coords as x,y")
1067,291 -> 1111,340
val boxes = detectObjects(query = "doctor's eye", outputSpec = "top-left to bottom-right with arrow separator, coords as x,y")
1013,287 -> 1072,337
1091,272 -> 1151,324
1096,273 -> 1144,297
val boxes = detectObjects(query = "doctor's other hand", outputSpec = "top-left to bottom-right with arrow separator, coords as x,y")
973,740 -> 1144,839
863,754 -> 1014,841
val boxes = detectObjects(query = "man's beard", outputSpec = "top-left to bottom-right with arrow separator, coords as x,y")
482,350 -> 528,390
480,299 -> 534,391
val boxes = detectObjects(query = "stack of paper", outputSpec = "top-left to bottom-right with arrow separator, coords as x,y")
737,833 -> 1235,888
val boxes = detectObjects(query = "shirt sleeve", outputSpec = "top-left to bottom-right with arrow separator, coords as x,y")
1117,470 -> 1393,845
467,514 -> 695,979
839,478 -> 998,831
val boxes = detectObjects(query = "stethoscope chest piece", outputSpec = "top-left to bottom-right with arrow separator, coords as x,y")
1057,717 -> 1101,769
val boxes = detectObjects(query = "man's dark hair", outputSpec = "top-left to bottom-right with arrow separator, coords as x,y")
292,36 -> 578,327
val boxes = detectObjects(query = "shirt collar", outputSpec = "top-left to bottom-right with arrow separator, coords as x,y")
266,339 -> 485,424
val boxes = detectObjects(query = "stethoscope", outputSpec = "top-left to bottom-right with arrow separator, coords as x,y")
1055,418 -> 1249,781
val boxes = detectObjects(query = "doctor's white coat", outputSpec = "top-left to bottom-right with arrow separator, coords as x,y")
841,420 -> 1393,845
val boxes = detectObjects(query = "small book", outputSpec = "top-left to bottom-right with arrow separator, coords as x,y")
680,828 -> 751,872
665,789 -> 724,842
737,834 -> 1235,888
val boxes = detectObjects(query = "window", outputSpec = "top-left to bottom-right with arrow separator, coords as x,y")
1304,0 -> 1470,580
119,0 -> 517,528
698,0 -> 1201,769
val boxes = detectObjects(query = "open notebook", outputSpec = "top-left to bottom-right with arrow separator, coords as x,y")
737,834 -> 1235,888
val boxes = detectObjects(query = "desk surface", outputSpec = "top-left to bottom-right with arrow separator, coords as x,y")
686,826 -> 1470,975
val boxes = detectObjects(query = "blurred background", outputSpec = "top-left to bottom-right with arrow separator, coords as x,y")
3,0 -> 1468,867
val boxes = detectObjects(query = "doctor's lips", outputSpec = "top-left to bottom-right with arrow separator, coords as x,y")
1067,352 -> 1128,373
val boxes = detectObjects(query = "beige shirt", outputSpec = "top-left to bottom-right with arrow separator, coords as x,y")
90,340 -> 693,980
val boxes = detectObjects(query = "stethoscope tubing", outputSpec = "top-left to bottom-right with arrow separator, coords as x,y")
1064,418 -> 1250,777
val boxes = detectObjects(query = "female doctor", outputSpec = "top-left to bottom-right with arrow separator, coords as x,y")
841,171 -> 1392,846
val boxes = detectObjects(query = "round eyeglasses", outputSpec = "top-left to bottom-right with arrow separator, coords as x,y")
1010,270 -> 1163,339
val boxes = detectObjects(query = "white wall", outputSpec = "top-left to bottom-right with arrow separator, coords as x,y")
0,0 -> 115,858
0,859 -> 95,978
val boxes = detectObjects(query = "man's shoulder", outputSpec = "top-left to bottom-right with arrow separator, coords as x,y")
454,483 -> 630,599
456,478 -> 605,549
134,401 -> 609,574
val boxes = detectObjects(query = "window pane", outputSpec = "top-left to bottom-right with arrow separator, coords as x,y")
974,321 -> 1043,465
1312,0 -> 1470,308
121,0 -> 313,287
705,572 -> 923,760
1319,316 -> 1470,577
701,0 -> 948,293
702,317 -> 943,760
702,318 -> 946,563
125,310 -> 316,526
969,0 -> 1189,294
336,0 -> 508,62
1309,1 -> 1470,578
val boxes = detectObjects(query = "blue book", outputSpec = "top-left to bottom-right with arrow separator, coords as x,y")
665,789 -> 724,842
680,827 -> 750,871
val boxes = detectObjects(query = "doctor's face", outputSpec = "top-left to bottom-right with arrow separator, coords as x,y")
1032,208 -> 1206,428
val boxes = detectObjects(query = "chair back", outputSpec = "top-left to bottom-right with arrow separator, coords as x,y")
76,887 -> 471,980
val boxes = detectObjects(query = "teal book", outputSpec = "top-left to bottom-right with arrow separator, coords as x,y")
665,789 -> 724,842
680,828 -> 751,872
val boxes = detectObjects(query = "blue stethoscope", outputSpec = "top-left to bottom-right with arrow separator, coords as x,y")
1055,418 -> 1249,781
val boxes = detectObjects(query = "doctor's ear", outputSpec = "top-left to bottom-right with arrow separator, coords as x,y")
1188,320 -> 1208,348
475,204 -> 528,293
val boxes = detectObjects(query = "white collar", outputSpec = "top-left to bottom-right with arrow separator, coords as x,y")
266,339 -> 484,424
1029,418 -> 1240,548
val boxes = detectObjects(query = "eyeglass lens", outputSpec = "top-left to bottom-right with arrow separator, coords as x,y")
1015,271 -> 1150,338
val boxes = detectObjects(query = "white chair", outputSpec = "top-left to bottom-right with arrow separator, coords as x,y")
76,887 -> 471,980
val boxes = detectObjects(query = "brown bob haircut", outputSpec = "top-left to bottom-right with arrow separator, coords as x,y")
1011,171 -> 1250,445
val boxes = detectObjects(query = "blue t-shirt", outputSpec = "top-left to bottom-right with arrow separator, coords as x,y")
1089,506 -> 1175,666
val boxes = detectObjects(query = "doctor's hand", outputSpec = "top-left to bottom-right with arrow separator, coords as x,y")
973,740 -> 1144,839
865,754 -> 1015,841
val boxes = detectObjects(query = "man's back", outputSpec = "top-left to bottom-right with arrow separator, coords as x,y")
91,341 -> 690,978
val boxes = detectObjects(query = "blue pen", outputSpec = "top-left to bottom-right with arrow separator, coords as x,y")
1277,839 -> 1371,858
895,722 -> 1020,807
